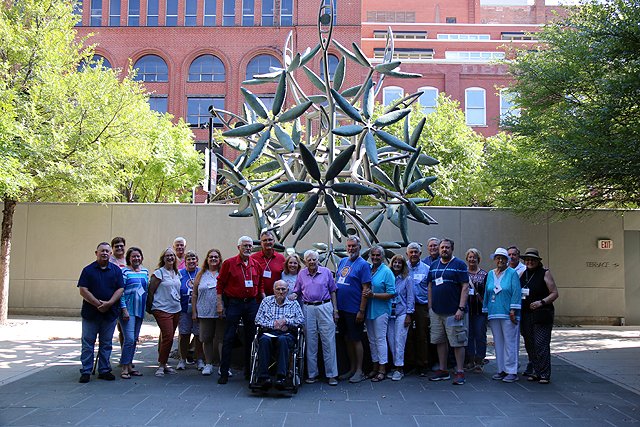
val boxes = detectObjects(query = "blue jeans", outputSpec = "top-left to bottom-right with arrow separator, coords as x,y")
258,332 -> 294,378
119,315 -> 143,365
467,313 -> 488,361
80,316 -> 118,374
219,298 -> 258,377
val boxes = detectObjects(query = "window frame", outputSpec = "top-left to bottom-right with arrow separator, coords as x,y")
465,87 -> 486,126
149,96 -> 168,114
280,0 -> 293,25
90,0 -> 102,26
109,0 -> 120,26
383,86 -> 404,107
128,0 -> 140,26
499,88 -> 520,125
146,0 -> 159,26
223,0 -> 235,26
166,0 -> 178,26
246,54 -> 282,80
418,86 -> 438,115
188,55 -> 226,82
262,0 -> 274,26
133,55 -> 169,82
185,0 -> 198,26
187,97 -> 225,126
204,0 -> 216,26
242,0 -> 254,26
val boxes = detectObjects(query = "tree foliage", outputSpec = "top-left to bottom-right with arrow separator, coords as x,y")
496,0 -> 640,216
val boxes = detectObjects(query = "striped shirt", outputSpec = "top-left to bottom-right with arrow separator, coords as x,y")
120,267 -> 149,318
255,295 -> 304,329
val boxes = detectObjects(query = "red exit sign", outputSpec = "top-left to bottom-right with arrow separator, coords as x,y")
598,239 -> 613,250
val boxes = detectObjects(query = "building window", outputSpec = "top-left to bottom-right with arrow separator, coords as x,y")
418,87 -> 438,115
280,0 -> 293,25
133,55 -> 169,82
383,86 -> 404,107
373,30 -> 426,39
147,0 -> 159,26
78,54 -> 112,71
149,96 -> 168,114
242,0 -> 254,26
187,97 -> 225,126
223,0 -> 235,26
500,89 -> 520,125
465,88 -> 486,126
204,0 -> 216,26
189,55 -> 225,82
185,0 -> 197,26
374,48 -> 433,60
445,17 -> 456,23
445,51 -> 506,61
90,0 -> 102,26
128,0 -> 140,26
246,54 -> 282,79
166,0 -> 178,26
366,10 -> 415,23
501,32 -> 536,41
74,0 -> 83,26
437,34 -> 490,41
319,54 -> 339,81
324,0 -> 336,24
262,0 -> 274,26
109,0 -> 120,26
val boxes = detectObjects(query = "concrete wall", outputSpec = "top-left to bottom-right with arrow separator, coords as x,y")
6,203 -> 637,324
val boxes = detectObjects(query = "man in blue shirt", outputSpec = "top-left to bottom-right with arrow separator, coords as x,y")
336,236 -> 371,383
427,238 -> 469,385
422,237 -> 440,265
77,242 -> 124,383
405,242 -> 431,376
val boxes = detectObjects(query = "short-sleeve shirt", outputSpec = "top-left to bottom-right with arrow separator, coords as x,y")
366,263 -> 396,320
428,257 -> 469,315
336,256 -> 372,313
250,251 -> 285,296
179,267 -> 199,313
78,261 -> 125,321
294,266 -> 336,303
151,267 -> 182,313
217,254 -> 264,299
196,270 -> 219,318
408,261 -> 430,305
120,267 -> 149,319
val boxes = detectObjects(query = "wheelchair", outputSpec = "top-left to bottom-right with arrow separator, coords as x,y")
248,325 -> 305,394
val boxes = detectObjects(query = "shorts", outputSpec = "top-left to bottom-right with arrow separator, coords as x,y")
338,310 -> 364,341
429,309 -> 468,347
178,311 -> 199,335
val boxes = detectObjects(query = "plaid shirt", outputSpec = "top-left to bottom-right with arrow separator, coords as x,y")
255,295 -> 304,329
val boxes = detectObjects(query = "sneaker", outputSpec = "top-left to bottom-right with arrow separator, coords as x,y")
202,364 -> 213,376
305,376 -> 318,384
218,367 -> 233,377
78,374 -> 90,383
196,359 -> 205,371
523,362 -> 534,377
452,371 -> 465,385
155,367 -> 165,377
328,377 -> 338,386
391,370 -> 404,381
492,372 -> 507,380
502,374 -> 519,383
429,370 -> 450,381
164,366 -> 176,374
97,372 -> 115,381
176,360 -> 186,370
386,371 -> 395,379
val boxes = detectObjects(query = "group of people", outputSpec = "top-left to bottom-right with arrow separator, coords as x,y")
77,233 -> 559,387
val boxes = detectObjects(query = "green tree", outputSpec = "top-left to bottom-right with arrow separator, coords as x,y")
495,0 -> 640,216
0,0 -> 202,323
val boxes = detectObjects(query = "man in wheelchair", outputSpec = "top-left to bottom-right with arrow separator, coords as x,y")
253,280 -> 305,390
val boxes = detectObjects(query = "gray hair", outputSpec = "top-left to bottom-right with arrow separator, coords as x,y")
369,244 -> 384,256
346,235 -> 361,245
427,237 -> 440,245
303,249 -> 319,260
237,235 -> 253,246
407,242 -> 422,252
173,236 -> 186,245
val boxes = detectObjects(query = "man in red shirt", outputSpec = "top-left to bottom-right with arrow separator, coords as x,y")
250,230 -> 285,296
216,235 -> 265,384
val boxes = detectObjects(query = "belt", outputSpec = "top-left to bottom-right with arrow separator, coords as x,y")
228,297 -> 256,303
304,299 -> 331,306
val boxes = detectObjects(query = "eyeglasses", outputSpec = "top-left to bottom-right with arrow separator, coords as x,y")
114,244 -> 124,248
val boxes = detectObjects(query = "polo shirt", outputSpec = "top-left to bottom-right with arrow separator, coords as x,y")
428,256 -> 469,315
408,260 -> 430,305
336,256 -> 371,313
366,263 -> 396,320
250,250 -> 285,296
293,266 -> 336,303
217,254 -> 264,299
77,261 -> 124,321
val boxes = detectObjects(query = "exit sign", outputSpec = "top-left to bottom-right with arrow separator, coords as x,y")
598,239 -> 613,250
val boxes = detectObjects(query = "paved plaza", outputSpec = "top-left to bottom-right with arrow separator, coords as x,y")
0,317 -> 638,426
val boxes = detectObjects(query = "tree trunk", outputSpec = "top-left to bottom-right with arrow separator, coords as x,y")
0,198 -> 16,325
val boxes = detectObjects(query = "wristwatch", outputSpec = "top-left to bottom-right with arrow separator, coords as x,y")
458,306 -> 467,312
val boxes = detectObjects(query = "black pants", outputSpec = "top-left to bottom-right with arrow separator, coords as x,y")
520,311 -> 553,380
220,299 -> 258,377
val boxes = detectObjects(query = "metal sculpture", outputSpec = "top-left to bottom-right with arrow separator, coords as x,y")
209,0 -> 439,266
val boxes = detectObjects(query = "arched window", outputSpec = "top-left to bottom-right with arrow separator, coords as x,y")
418,87 -> 438,115
383,86 -> 404,107
78,54 -> 112,71
500,88 -> 520,125
465,87 -> 486,126
189,55 -> 225,82
246,54 -> 281,79
319,54 -> 339,81
133,55 -> 168,82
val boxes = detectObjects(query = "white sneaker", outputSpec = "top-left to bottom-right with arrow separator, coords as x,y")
202,364 -> 213,376
176,360 -> 186,370
155,367 -> 165,377
218,367 -> 233,377
196,359 -> 205,371
392,370 -> 404,381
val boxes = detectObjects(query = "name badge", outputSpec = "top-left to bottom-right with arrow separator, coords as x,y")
493,286 -> 501,295
245,280 -> 254,288
337,276 -> 347,284
521,288 -> 530,299
435,277 -> 444,286
469,287 -> 475,296
263,270 -> 272,278
414,274 -> 424,281
136,286 -> 145,297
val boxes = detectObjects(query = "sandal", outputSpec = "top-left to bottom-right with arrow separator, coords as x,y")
366,371 -> 377,379
371,372 -> 386,382
539,378 -> 550,384
129,370 -> 143,377
120,372 -> 131,379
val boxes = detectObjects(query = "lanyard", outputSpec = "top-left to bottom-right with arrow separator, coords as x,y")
436,259 -> 451,280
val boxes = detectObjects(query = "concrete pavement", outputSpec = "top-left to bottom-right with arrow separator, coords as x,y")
0,316 -> 639,426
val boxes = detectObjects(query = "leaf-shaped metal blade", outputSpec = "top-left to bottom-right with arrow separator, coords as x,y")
326,144 -> 356,181
351,43 -> 371,68
402,147 -> 422,189
222,122 -> 266,137
417,154 -> 440,166
299,143 -> 321,181
270,181 -> 315,193
410,117 -> 426,148
362,78 -> 375,120
293,193 -> 319,234
332,125 -> 364,137
405,176 -> 437,194
274,124 -> 295,152
291,119 -> 301,146
332,56 -> 345,91
303,66 -> 326,91
272,72 -> 287,116
308,95 -> 328,104
404,115 -> 410,143
331,182 -> 378,196
229,206 -> 253,217
374,130 -> 417,152
392,164 -> 402,191
371,166 -> 394,187
278,100 -> 312,123
374,61 -> 401,72
299,44 -> 321,67
370,212 -> 384,234
286,52 -> 301,73
332,40 -> 361,66
325,194 -> 348,236
330,89 -> 364,123
246,128 -> 271,168
224,137 -> 248,151
379,70 -> 422,78
406,199 -> 429,223
374,108 -> 411,127
364,130 -> 379,165
341,85 -> 362,97
252,159 -> 280,174
398,204 -> 409,244
241,88 -> 268,119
